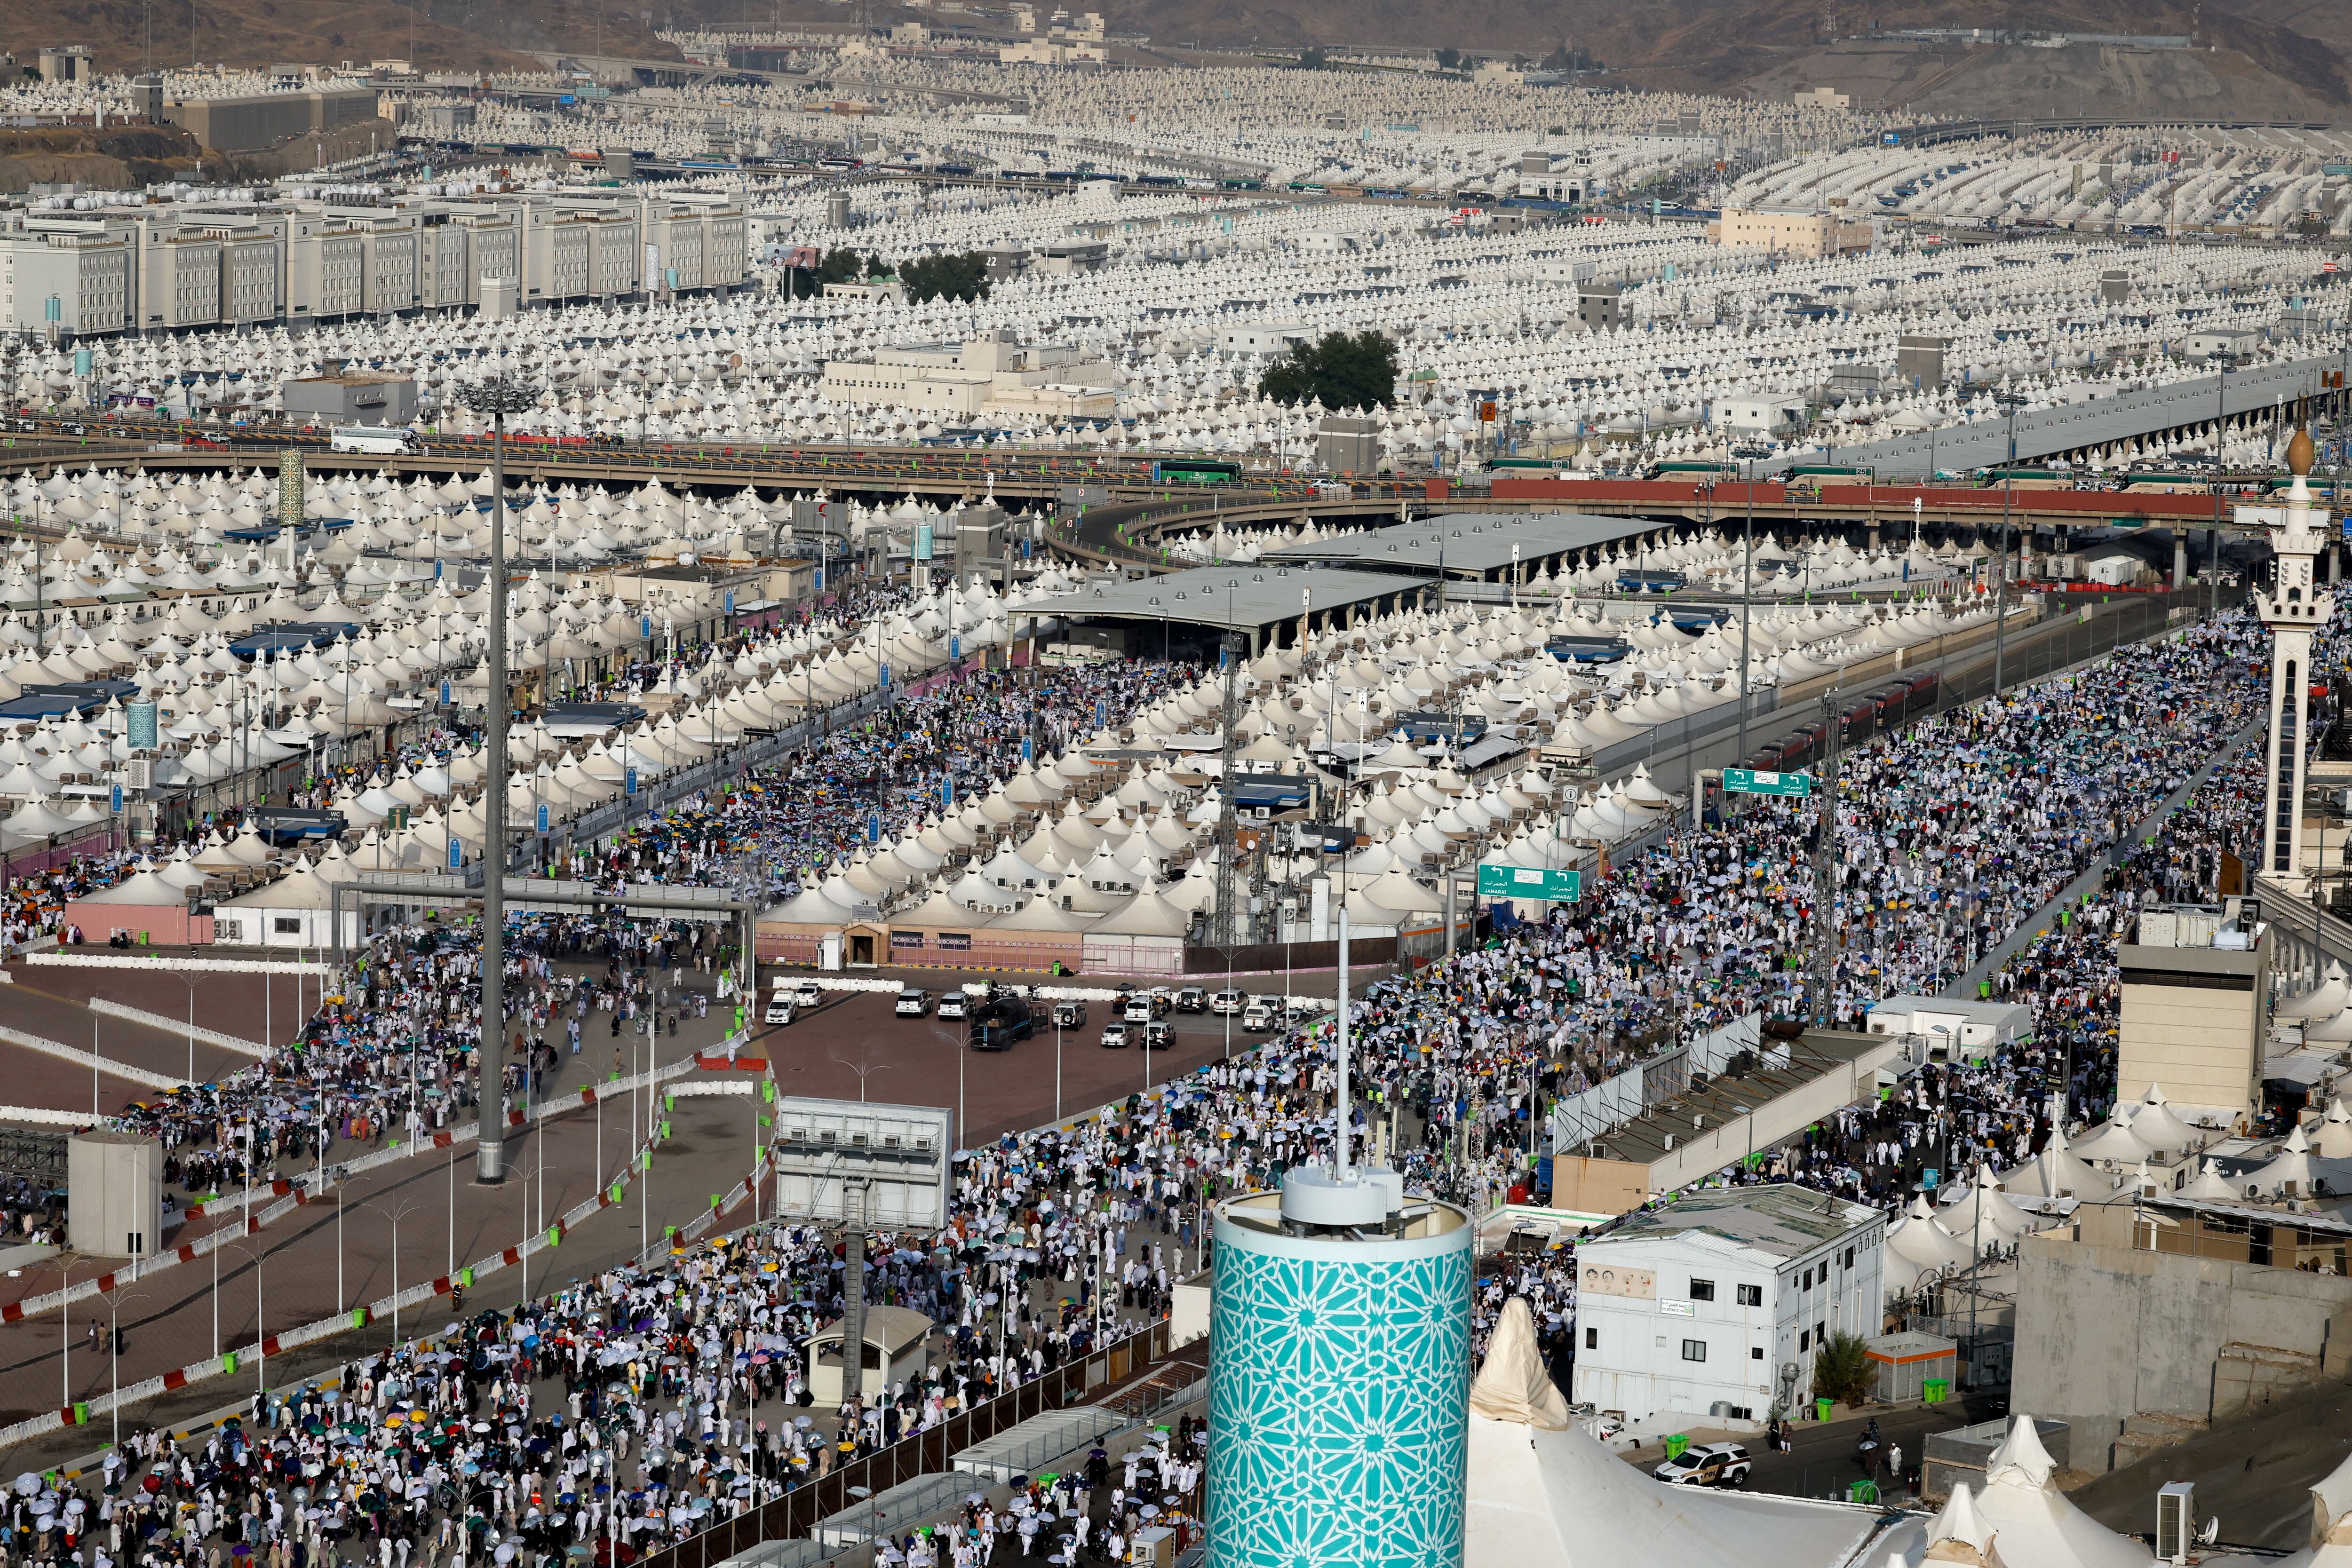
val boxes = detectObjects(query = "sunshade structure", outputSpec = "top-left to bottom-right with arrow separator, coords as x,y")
1465,1299 -> 1920,1568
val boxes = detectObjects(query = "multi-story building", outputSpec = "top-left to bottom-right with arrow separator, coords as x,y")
0,226 -> 133,336
1572,1184 -> 1886,1427
135,227 -> 224,331
820,331 -> 1117,419
0,190 -> 744,340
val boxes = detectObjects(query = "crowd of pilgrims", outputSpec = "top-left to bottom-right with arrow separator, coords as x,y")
2,592 -> 2308,1566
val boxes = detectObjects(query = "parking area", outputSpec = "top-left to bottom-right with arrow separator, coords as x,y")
749,969 -> 1369,1144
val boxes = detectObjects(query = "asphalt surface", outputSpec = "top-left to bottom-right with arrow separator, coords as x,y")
0,954 -> 1389,1467
1616,1395 -> 2003,1504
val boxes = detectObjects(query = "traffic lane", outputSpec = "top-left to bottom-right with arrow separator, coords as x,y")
0,979 -> 750,1384
762,990 -> 1297,1144
0,980 -> 255,1091
1736,1398 -> 2000,1501
9,963 -> 324,1057
0,1077 -> 764,1433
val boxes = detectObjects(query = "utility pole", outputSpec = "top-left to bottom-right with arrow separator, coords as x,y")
1210,630 -> 1247,952
463,372 -> 539,1186
1989,392 -> 2027,695
839,1178 -> 867,1406
1811,688 -> 1841,1029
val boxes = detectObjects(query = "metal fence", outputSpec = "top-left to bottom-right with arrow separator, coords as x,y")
632,1321 -> 1173,1568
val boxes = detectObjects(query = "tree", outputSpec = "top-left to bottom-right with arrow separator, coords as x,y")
898,251 -> 992,304
1259,331 -> 1398,411
1294,45 -> 1330,69
1810,1331 -> 1875,1408
815,248 -> 877,285
1435,47 -> 1462,71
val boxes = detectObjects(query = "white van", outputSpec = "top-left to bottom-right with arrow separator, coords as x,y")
329,425 -> 417,455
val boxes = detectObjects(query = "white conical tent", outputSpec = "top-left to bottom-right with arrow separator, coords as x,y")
2280,962 -> 2349,1020
2069,1107 -> 2154,1167
1967,1413 -> 2151,1568
1464,1301 -> 1901,1568
2127,1086 -> 2198,1154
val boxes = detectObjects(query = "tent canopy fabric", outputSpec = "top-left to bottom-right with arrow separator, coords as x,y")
1463,1298 -> 1911,1568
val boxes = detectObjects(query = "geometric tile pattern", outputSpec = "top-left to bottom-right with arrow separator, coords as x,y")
1206,1233 -> 1471,1568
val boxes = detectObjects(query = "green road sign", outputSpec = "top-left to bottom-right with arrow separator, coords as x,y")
1724,768 -> 1813,798
1477,864 -> 1582,901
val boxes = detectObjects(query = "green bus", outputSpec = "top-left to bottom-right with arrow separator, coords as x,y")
1152,459 -> 1244,485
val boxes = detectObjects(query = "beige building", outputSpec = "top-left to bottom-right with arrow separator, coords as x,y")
821,332 -> 1116,420
1709,207 -> 1874,259
1794,86 -> 1851,110
2117,904 -> 2268,1127
999,38 -> 1106,64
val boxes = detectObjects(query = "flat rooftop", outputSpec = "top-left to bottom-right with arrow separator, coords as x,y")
1602,1180 -> 1880,1257
1581,1027 -> 1891,1171
1019,563 -> 1431,634
1261,509 -> 1661,577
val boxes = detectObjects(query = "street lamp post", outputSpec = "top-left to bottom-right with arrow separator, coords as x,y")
102,1289 -> 149,1450
1732,446 -> 1770,774
365,1198 -> 421,1344
1989,393 -> 2028,694
460,371 -> 542,1186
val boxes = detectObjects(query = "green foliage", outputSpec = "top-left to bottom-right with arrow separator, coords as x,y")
897,251 -> 993,304
1295,45 -> 1329,69
1810,1331 -> 1875,1408
816,248 -> 879,285
1258,331 -> 1398,411
1435,47 -> 1462,71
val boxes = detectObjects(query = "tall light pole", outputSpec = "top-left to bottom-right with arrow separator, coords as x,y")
102,1288 -> 149,1450
168,972 -> 200,1084
1989,393 -> 2028,695
1732,444 -> 1769,773
365,1198 -> 420,1344
461,372 -> 540,1186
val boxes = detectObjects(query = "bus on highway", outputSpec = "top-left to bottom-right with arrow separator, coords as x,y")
1152,459 -> 1243,485
329,426 -> 418,455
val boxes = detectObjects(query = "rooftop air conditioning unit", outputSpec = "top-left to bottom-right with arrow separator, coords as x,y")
2156,1480 -> 2193,1564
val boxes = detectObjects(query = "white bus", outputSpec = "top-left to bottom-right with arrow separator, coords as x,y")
328,426 -> 417,455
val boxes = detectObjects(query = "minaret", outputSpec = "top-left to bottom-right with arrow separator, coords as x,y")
2257,425 -> 2332,886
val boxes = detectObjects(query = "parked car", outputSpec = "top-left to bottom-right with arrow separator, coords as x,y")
894,989 -> 930,1018
1172,986 -> 1208,1014
1654,1443 -> 1751,1488
1122,997 -> 1155,1025
936,991 -> 969,1021
1052,1000 -> 1089,1029
1142,1021 -> 1174,1051
1100,1022 -> 1132,1049
763,992 -> 797,1026
794,979 -> 823,1008
1241,999 -> 1278,1031
969,992 -> 1036,1051
1209,987 -> 1246,1015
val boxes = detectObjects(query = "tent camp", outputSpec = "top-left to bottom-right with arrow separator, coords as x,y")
1465,1299 -> 1923,1568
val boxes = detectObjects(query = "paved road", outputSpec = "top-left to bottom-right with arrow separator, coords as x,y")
1786,351 -> 2344,480
1615,1394 -> 2002,1504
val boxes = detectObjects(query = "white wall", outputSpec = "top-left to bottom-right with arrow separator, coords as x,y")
1574,1220 -> 1884,1425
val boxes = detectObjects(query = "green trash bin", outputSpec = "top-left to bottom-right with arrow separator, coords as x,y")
1663,1434 -> 1691,1461
1923,1378 -> 1951,1404
1847,1480 -> 1879,1505
1815,1397 -> 1833,1422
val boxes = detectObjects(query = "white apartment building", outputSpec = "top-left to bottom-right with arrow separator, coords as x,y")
0,227 -> 133,336
1572,1185 -> 1885,1427
820,331 -> 1116,420
0,190 -> 744,339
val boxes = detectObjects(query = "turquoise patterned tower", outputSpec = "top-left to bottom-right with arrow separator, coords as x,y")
1206,1174 -> 1474,1568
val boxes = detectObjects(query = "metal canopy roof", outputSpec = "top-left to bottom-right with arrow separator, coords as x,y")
1019,564 -> 1431,634
1263,509 -> 1662,576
